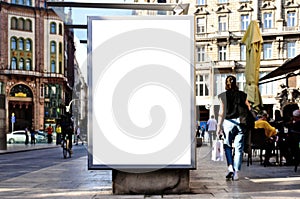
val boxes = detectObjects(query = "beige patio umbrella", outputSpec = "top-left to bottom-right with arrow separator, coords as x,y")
241,20 -> 263,111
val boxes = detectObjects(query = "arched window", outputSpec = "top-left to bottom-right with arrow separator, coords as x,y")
59,42 -> 62,54
18,38 -> 24,50
10,84 -> 33,97
59,23 -> 63,35
19,58 -> 24,70
59,62 -> 62,74
25,39 -> 31,51
25,19 -> 32,31
51,61 -> 56,72
11,17 -> 17,29
26,59 -> 31,70
18,18 -> 25,30
50,41 -> 56,53
50,22 -> 56,34
11,37 -> 17,50
11,57 -> 17,70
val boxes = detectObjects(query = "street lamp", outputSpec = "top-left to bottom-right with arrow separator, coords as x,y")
66,99 -> 79,113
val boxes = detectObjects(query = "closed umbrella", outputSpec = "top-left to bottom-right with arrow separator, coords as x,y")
241,20 -> 263,110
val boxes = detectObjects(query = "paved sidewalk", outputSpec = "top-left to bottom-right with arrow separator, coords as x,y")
1,142 -> 300,198
0,143 -> 59,154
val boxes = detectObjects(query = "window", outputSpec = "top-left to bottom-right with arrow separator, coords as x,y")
263,13 -> 273,29
50,41 -> 56,53
215,74 -> 229,95
197,46 -> 205,62
236,73 -> 246,91
196,74 -> 209,97
25,19 -> 32,31
26,39 -> 31,51
11,38 -> 17,50
50,22 -> 56,34
18,38 -> 24,50
241,14 -> 250,31
19,58 -> 24,70
287,12 -> 296,27
11,57 -> 17,70
11,0 -> 16,3
25,0 -> 31,6
59,24 -> 63,35
218,45 -> 227,61
25,39 -> 31,51
197,0 -> 205,5
259,72 -> 277,95
26,59 -> 31,70
287,42 -> 296,58
11,17 -> 17,29
59,42 -> 62,54
18,18 -> 25,30
196,18 -> 205,33
218,0 -> 227,3
40,84 -> 44,98
59,62 -> 62,74
240,44 -> 246,61
19,0 -> 24,4
51,61 -> 56,73
218,16 -> 227,32
263,43 -> 272,59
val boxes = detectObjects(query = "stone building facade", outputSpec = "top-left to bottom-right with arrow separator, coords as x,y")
135,0 -> 300,122
194,0 -> 300,121
0,0 -> 74,137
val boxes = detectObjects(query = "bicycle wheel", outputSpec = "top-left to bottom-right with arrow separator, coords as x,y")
62,141 -> 67,159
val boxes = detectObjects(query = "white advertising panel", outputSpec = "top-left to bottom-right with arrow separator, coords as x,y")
88,16 -> 195,170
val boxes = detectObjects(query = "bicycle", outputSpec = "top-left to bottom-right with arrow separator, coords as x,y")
61,137 -> 72,159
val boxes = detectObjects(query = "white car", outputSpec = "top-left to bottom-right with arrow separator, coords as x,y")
7,130 -> 29,144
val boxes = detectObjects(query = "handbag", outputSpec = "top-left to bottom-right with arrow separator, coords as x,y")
211,139 -> 224,161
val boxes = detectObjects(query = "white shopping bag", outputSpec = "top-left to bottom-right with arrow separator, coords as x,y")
211,139 -> 224,161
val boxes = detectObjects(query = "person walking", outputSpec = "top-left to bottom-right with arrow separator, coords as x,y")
25,127 -> 29,145
75,126 -> 84,145
30,127 -> 36,145
56,124 -> 62,145
217,75 -> 251,181
207,115 -> 217,147
47,125 -> 53,144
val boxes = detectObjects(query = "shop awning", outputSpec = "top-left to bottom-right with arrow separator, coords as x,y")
259,54 -> 300,82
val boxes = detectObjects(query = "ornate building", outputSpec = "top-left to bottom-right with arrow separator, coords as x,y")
194,0 -> 300,121
133,0 -> 300,123
0,0 -> 75,136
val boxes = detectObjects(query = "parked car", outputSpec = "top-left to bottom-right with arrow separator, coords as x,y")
35,130 -> 47,143
7,130 -> 48,144
7,130 -> 28,144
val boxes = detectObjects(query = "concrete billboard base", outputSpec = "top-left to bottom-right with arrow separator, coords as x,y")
112,169 -> 190,194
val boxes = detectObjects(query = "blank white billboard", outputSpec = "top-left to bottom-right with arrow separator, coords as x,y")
87,16 -> 195,170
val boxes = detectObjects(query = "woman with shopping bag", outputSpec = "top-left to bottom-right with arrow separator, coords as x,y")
216,75 -> 251,181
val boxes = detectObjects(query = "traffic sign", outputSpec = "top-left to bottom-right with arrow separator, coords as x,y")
11,116 -> 15,123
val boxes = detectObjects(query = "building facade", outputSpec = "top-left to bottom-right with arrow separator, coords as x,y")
0,0 -> 75,135
135,0 -> 300,122
194,0 -> 300,122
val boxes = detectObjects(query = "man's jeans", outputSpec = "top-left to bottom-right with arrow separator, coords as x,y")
208,130 -> 216,147
223,119 -> 245,171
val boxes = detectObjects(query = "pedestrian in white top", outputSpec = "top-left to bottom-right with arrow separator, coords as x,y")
207,115 -> 217,147
75,126 -> 84,145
